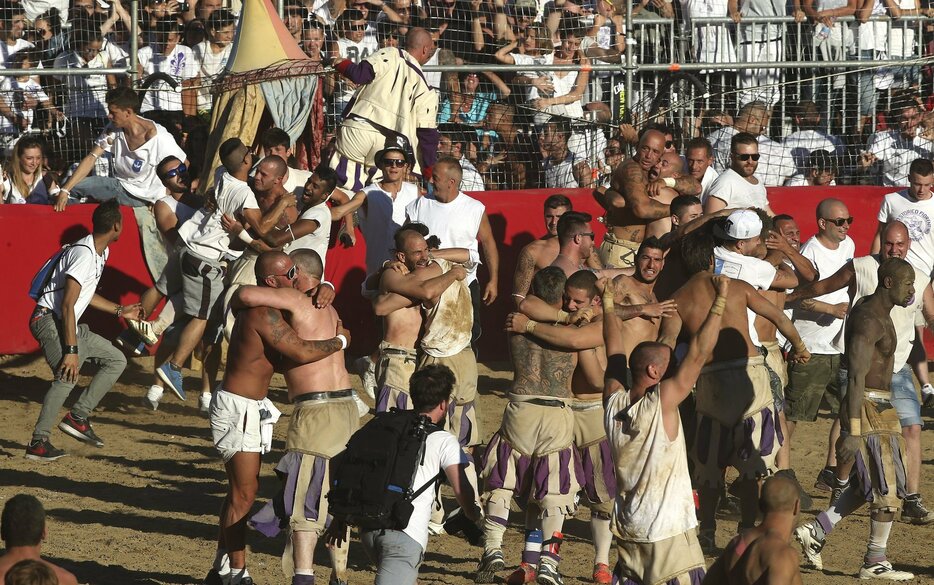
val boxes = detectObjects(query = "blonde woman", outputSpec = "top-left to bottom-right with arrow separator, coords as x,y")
1,137 -> 58,204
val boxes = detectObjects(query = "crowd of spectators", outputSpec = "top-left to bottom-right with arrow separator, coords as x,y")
0,0 -> 931,204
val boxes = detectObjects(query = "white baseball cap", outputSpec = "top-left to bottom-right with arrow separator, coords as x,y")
713,209 -> 762,241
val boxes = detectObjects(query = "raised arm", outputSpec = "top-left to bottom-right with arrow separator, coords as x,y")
786,260 -> 854,303
745,283 -> 810,363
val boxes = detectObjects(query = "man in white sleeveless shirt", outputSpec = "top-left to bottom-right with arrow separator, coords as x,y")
602,275 -> 730,585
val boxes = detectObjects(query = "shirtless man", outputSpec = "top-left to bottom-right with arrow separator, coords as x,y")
513,195 -> 572,307
787,222 -> 934,524
477,267 -> 582,585
658,229 -> 810,552
644,151 -> 687,240
703,475 -> 803,585
236,249 -> 357,585
602,275 -> 730,585
598,129 -> 701,268
794,258 -> 916,581
205,251 -> 347,585
371,225 -> 472,412
0,495 -> 78,585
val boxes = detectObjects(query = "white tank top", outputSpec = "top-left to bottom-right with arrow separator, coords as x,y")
834,254 -> 928,372
605,385 -> 697,542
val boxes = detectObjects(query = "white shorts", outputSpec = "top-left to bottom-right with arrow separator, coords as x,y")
210,388 -> 264,462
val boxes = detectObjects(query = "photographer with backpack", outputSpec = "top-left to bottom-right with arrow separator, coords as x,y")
327,364 -> 482,585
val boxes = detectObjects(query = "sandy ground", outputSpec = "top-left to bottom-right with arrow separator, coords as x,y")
1,353 -> 932,585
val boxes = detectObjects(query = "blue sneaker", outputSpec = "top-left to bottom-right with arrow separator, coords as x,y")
115,329 -> 148,357
157,362 -> 186,400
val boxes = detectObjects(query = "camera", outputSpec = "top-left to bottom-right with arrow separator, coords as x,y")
443,508 -> 484,546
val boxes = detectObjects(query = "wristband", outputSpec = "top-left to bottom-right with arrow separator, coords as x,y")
321,280 -> 334,289
556,309 -> 570,325
663,177 -> 676,188
336,334 -> 348,350
64,345 -> 78,355
114,305 -> 123,317
238,230 -> 254,245
90,151 -> 100,160
602,291 -> 615,311
848,417 -> 861,437
59,188 -> 71,195
709,296 -> 727,316
525,320 -> 537,334
286,223 -> 295,242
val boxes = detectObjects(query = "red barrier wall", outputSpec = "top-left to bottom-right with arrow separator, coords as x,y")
0,186 -> 902,358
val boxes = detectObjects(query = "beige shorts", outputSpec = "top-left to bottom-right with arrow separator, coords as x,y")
420,348 -> 480,447
614,530 -> 706,585
481,395 -> 581,517
209,389 -> 264,462
375,342 -> 417,413
854,392 -> 908,512
692,356 -> 781,487
573,399 -> 616,515
598,232 -> 640,269
330,118 -> 386,192
760,340 -> 788,391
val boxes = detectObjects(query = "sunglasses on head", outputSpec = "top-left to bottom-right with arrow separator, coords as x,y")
163,163 -> 187,178
382,158 -> 407,167
822,216 -> 854,227
734,153 -> 760,161
264,265 -> 297,280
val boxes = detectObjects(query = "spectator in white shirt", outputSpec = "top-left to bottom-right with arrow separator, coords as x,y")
784,150 -> 838,186
192,9 -> 235,115
1,136 -> 61,205
438,124 -> 486,191
860,94 -> 934,187
540,118 -> 592,189
704,132 -> 773,215
0,7 -> 34,68
137,18 -> 199,116
782,100 -> 846,176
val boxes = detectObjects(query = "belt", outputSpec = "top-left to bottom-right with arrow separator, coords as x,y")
382,347 -> 416,357
525,397 -> 567,408
293,389 -> 354,403
866,390 -> 892,403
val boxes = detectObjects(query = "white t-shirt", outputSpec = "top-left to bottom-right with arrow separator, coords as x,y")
97,122 -> 188,203
707,125 -> 738,173
784,174 -> 837,187
0,77 -> 48,134
877,189 -> 934,275
36,234 -> 107,333
192,40 -> 232,111
791,236 -> 855,354
700,165 -> 718,199
460,157 -> 485,192
287,201 -> 331,270
756,136 -> 796,187
358,181 -> 420,276
335,36 -> 379,105
138,44 -> 199,113
713,245 -> 776,347
867,129 -> 934,188
52,50 -> 111,119
705,168 -> 769,210
782,130 -> 845,174
283,167 -> 313,199
0,39 -> 33,68
178,171 -> 259,262
3,172 -> 51,204
544,152 -> 580,189
404,429 -> 467,550
406,192 -> 485,285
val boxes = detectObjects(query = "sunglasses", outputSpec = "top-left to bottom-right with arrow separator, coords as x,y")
604,148 -> 620,155
36,28 -> 49,35
382,158 -> 407,167
348,22 -> 367,31
163,163 -> 187,178
822,216 -> 854,226
264,265 -> 297,280
734,153 -> 760,161
578,232 -> 595,239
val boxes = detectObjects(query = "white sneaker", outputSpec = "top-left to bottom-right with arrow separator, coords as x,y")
859,560 -> 914,580
921,384 -> 934,408
145,385 -> 163,410
794,522 -> 824,570
128,319 -> 160,346
353,392 -> 369,417
427,520 -> 447,535
354,356 -> 377,400
200,392 -> 212,414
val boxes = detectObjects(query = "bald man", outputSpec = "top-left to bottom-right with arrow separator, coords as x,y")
328,27 -> 440,192
644,151 -> 689,239
787,220 -> 934,524
204,251 -> 348,585
702,475 -> 803,585
596,129 -> 701,268
601,275 -> 730,585
782,199 -> 855,480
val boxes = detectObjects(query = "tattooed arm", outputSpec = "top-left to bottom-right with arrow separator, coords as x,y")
257,307 -> 347,364
620,162 -> 671,220
512,246 -> 537,307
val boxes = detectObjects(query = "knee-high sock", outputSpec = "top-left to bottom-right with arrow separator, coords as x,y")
865,519 -> 893,564
815,481 -> 864,538
483,496 -> 511,553
591,515 -> 612,566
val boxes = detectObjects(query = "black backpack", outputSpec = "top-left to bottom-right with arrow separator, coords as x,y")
328,408 -> 443,531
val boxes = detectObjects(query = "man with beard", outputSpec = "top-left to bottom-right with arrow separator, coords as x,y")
370,225 -> 474,413
658,229 -> 810,552
794,258 -> 917,581
704,133 -> 773,215
513,195 -> 573,306
477,267 -> 583,585
787,221 -> 934,525
204,251 -> 347,585
597,129 -> 701,269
